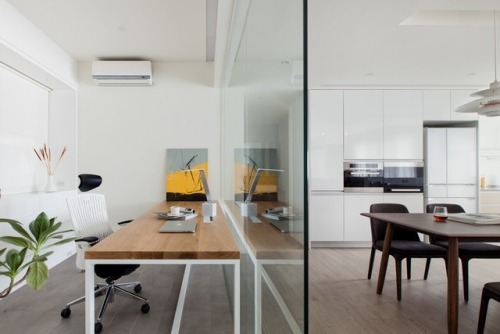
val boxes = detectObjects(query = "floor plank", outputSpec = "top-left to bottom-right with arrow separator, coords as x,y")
309,248 -> 500,334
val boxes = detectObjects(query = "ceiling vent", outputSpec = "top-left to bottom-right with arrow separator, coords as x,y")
91,61 -> 153,86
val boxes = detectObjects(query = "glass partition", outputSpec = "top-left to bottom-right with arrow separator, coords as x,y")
221,0 -> 307,332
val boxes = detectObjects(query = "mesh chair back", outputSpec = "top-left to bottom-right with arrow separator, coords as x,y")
67,193 -> 113,241
369,203 -> 420,243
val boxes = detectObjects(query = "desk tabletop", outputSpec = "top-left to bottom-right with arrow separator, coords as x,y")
225,201 -> 304,260
362,213 -> 500,240
85,201 -> 240,260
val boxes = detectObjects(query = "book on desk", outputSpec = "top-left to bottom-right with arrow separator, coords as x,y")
447,213 -> 500,225
155,211 -> 198,221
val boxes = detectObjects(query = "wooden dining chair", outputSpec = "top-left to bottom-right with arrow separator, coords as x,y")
368,203 -> 448,301
426,203 -> 500,302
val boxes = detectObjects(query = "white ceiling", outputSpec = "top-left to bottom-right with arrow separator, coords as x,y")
6,0 -> 500,88
309,0 -> 500,88
6,0 -> 210,62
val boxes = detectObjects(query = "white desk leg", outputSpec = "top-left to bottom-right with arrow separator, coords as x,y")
234,261 -> 240,334
255,262 -> 262,334
171,264 -> 191,334
85,260 -> 95,334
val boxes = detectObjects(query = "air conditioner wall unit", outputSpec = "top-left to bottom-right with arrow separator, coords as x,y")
91,61 -> 153,86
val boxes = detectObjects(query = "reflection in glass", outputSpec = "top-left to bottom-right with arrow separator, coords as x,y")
220,0 -> 306,332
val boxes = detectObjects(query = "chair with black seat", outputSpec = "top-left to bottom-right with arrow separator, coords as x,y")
477,281 -> 500,333
60,174 -> 150,334
426,203 -> 500,302
369,203 -> 448,301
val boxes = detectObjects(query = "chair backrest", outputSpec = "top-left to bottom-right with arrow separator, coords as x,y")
67,193 -> 113,240
426,203 -> 465,243
369,203 -> 420,243
425,203 -> 465,214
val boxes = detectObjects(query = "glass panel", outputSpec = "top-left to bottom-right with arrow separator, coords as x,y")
221,0 -> 306,333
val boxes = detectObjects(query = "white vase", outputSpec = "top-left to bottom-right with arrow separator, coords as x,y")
45,174 -> 57,192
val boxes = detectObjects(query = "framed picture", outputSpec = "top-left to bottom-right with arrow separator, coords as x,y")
166,148 -> 208,201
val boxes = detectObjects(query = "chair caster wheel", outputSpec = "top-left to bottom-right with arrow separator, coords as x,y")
60,307 -> 71,318
95,322 -> 103,333
141,303 -> 150,314
134,284 -> 142,293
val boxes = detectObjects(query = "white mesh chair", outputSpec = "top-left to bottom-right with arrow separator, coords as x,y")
61,175 -> 149,334
67,193 -> 113,271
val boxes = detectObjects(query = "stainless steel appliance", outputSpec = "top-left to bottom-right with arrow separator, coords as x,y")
383,161 -> 424,193
343,161 -> 384,193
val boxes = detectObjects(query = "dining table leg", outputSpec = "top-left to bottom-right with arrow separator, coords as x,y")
377,222 -> 394,294
447,237 -> 459,334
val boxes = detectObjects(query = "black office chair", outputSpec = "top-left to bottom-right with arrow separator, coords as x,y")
426,203 -> 500,302
477,281 -> 500,333
60,174 -> 150,334
369,203 -> 448,301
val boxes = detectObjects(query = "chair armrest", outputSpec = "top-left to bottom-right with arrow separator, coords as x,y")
118,219 -> 133,225
75,236 -> 99,245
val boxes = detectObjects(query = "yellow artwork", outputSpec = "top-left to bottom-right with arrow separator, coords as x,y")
166,149 -> 208,201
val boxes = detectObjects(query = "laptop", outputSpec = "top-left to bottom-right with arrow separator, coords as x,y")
159,220 -> 197,233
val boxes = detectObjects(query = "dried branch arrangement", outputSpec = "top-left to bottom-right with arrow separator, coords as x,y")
33,144 -> 67,175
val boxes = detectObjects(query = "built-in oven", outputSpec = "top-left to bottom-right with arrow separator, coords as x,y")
383,161 -> 424,193
343,161 -> 384,193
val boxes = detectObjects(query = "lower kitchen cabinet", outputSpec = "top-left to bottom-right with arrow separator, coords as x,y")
344,194 -> 383,242
309,192 -> 344,243
384,193 -> 424,213
310,193 -> 424,244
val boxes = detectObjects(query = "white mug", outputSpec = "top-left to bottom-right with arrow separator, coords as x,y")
171,206 -> 181,215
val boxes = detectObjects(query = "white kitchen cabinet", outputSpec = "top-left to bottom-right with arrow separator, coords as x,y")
423,90 -> 451,121
425,128 -> 447,185
309,90 -> 344,190
447,128 -> 476,184
383,90 -> 423,160
344,193 -> 383,242
479,116 -> 500,150
426,197 -> 476,214
423,89 -> 478,121
425,127 -> 477,185
309,192 -> 344,242
344,90 -> 383,160
450,90 -> 478,121
383,193 -> 424,213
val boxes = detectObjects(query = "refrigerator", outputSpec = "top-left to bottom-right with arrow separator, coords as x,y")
424,127 -> 478,213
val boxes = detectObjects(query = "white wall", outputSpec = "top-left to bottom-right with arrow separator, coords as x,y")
78,62 -> 221,223
0,0 -> 77,89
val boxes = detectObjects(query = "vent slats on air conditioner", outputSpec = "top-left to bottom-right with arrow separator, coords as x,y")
91,61 -> 153,86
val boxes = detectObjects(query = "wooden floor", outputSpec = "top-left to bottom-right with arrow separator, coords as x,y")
309,248 -> 500,334
3,249 -> 500,333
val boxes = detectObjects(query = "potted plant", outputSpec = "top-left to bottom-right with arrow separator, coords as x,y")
0,212 -> 75,298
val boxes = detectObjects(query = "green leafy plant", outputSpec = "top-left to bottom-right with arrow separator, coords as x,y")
0,212 -> 75,298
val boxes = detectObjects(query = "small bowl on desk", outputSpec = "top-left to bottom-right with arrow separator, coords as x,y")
433,206 -> 448,223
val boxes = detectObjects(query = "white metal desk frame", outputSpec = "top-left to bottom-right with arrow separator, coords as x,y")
223,202 -> 302,334
85,258 -> 240,334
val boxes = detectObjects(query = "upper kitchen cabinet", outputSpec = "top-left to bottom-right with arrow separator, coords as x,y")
450,90 -> 479,121
383,90 -> 423,160
344,90 -> 383,160
309,90 -> 344,190
479,116 -> 500,151
423,89 -> 478,121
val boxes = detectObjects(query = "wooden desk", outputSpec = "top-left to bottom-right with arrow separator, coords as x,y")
85,201 -> 240,334
223,201 -> 304,334
361,212 -> 500,334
